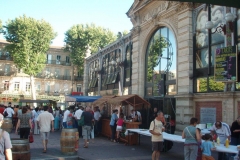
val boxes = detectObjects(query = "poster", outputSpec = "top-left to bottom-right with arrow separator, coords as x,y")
200,108 -> 216,124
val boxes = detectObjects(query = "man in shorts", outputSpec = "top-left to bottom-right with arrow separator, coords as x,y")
37,105 -> 54,153
149,111 -> 165,160
81,106 -> 94,148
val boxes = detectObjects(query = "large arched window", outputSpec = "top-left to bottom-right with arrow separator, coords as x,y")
124,44 -> 132,87
88,60 -> 99,91
101,49 -> 121,90
145,27 -> 176,97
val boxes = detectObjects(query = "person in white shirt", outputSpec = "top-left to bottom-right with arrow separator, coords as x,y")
74,105 -> 83,137
130,108 -> 142,122
37,105 -> 54,153
94,107 -> 101,136
3,103 -> 14,118
211,121 -> 231,160
32,107 -> 40,134
62,108 -> 70,129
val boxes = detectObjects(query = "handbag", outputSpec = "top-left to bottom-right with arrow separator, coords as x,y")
29,132 -> 34,143
78,116 -> 84,126
3,110 -> 8,117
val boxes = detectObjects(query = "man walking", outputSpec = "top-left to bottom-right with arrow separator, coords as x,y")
3,102 -> 14,118
82,106 -> 94,148
149,111 -> 165,160
37,105 -> 54,153
74,105 -> 83,137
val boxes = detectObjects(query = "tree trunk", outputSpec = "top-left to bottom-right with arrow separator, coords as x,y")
30,75 -> 37,107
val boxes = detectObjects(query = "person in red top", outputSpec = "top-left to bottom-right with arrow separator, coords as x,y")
116,113 -> 124,142
0,105 -> 5,115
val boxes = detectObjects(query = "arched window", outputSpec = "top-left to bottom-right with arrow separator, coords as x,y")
124,44 -> 132,86
145,27 -> 176,97
88,60 -> 99,90
101,49 -> 121,90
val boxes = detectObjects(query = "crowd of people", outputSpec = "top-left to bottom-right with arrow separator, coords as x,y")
1,103 -> 240,160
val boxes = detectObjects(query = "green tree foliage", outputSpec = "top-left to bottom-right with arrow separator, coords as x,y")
198,77 -> 224,92
64,23 -> 116,74
3,15 -> 56,76
0,20 -> 3,33
147,37 -> 167,82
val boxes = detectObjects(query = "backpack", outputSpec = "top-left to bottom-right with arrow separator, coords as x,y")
3,110 -> 8,117
78,115 -> 84,126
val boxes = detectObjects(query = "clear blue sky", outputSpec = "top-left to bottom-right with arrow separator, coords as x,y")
0,0 -> 133,46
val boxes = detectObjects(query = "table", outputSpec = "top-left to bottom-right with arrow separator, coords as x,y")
126,129 -> 238,154
201,128 -> 211,135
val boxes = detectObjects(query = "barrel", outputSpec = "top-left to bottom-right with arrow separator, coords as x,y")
2,118 -> 13,133
60,128 -> 79,155
11,139 -> 30,160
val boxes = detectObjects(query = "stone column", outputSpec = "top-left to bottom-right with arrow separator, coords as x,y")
175,6 -> 194,131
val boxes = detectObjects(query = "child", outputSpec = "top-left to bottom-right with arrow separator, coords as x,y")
201,134 -> 216,160
196,128 -> 202,160
116,113 -> 124,142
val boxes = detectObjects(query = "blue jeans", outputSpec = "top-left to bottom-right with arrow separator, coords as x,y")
184,144 -> 198,160
63,122 -> 67,128
110,125 -> 116,140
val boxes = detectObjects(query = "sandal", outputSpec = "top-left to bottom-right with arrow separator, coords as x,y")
42,150 -> 47,153
83,145 -> 88,148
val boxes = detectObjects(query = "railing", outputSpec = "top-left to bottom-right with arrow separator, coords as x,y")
46,60 -> 71,66
0,55 -> 13,61
0,71 -> 15,76
74,76 -> 83,81
35,74 -> 72,80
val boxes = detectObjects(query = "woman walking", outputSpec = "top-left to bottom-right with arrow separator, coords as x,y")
182,117 -> 201,160
54,107 -> 60,130
33,107 -> 40,134
15,107 -> 32,139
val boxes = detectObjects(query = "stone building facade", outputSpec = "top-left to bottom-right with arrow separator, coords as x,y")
0,40 -> 83,107
84,0 -> 240,130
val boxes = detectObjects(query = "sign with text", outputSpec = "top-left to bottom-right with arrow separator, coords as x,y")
214,46 -> 238,81
200,108 -> 216,124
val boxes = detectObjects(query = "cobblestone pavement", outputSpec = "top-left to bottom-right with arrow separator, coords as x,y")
9,130 -> 219,160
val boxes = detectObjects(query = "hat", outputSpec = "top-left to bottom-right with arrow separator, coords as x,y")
8,102 -> 11,105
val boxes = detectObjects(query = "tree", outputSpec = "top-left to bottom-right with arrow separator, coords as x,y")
64,23 -> 116,75
3,15 -> 56,100
0,20 -> 3,33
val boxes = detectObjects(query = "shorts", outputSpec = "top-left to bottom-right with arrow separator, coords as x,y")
152,142 -> 163,151
40,132 -> 50,140
116,126 -> 122,131
82,125 -> 92,140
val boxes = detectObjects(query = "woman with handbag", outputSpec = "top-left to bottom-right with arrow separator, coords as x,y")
182,117 -> 201,160
15,107 -> 32,139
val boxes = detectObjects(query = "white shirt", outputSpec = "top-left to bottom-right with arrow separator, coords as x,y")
130,111 -> 141,121
94,111 -> 101,121
63,110 -> 70,122
4,107 -> 14,118
74,109 -> 83,120
211,122 -> 231,144
37,111 -> 54,132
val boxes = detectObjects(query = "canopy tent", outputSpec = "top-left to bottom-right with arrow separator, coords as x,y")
92,95 -> 117,107
19,99 -> 53,103
65,95 -> 101,102
163,0 -> 238,8
107,94 -> 150,109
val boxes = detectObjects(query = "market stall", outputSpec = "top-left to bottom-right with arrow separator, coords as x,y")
99,94 -> 150,145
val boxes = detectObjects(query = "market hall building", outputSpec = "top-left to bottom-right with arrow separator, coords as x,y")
83,1 -> 240,130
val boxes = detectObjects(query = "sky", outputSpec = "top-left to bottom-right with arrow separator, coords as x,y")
0,0 -> 134,46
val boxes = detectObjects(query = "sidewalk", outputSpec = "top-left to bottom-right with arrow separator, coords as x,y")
10,130 -> 218,160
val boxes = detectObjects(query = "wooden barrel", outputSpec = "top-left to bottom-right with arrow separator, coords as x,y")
60,128 -> 79,155
11,138 -> 30,160
2,118 -> 13,133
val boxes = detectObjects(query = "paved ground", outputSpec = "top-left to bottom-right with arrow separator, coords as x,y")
9,130 -> 220,160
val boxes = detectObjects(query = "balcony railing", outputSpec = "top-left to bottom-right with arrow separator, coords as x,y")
74,76 -> 83,81
46,60 -> 71,66
0,55 -> 13,61
0,71 -> 15,76
35,74 -> 72,80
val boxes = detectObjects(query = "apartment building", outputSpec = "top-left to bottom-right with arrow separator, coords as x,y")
0,40 -> 83,106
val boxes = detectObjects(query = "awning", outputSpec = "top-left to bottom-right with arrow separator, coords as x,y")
65,95 -> 101,102
163,0 -> 238,8
107,94 -> 150,108
19,99 -> 52,103
92,95 -> 117,106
